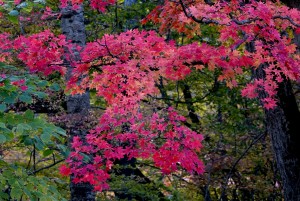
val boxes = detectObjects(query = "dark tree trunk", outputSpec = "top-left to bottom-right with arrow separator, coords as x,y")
280,0 -> 300,8
245,1 -> 300,194
254,66 -> 300,201
61,5 -> 95,201
258,1 -> 300,200
124,0 -> 137,6
180,82 -> 201,125
123,0 -> 139,30
180,82 -> 213,200
200,186 -> 212,201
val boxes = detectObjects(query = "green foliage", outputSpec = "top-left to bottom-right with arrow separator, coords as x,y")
0,165 -> 67,201
109,175 -> 164,201
0,63 -> 61,105
0,0 -> 45,25
0,63 -> 69,200
84,0 -> 157,41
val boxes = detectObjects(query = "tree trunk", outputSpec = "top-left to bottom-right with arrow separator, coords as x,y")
61,5 -> 95,201
260,1 -> 300,200
124,0 -> 137,6
123,0 -> 139,30
255,66 -> 300,201
280,0 -> 300,8
180,82 -> 200,125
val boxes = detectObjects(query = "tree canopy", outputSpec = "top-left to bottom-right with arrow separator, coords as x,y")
0,0 -> 300,200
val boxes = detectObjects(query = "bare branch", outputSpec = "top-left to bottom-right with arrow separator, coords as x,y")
273,15 -> 300,27
219,131 -> 267,200
28,159 -> 65,175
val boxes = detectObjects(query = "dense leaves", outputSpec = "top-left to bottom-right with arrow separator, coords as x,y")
0,63 -> 68,200
144,0 -> 300,108
0,0 -> 300,199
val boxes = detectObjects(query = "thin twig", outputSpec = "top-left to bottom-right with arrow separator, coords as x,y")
28,159 -> 65,175
219,131 -> 266,200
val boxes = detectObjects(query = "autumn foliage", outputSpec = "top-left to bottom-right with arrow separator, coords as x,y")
1,0 -> 300,192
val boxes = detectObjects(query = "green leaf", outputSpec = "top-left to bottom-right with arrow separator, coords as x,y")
40,133 -> 51,143
55,127 -> 67,136
42,149 -> 53,157
0,63 -> 17,70
0,122 -> 5,128
0,159 -> 8,166
10,187 -> 23,200
7,15 -> 18,24
49,83 -> 60,91
22,2 -> 33,13
27,176 -> 38,185
15,125 -> 23,135
34,136 -> 44,150
40,196 -> 53,201
15,167 -> 23,177
57,144 -> 67,152
22,123 -> 32,129
0,135 -> 6,143
19,94 -> 33,104
29,118 -> 44,129
0,91 -> 8,101
3,92 -> 17,104
57,144 -> 69,157
5,175 -> 16,184
23,137 -> 33,146
36,80 -> 48,88
43,126 -> 54,134
23,188 -> 32,199
24,110 -> 34,120
0,104 -> 6,113
0,192 -> 9,200
33,91 -> 47,98
4,131 -> 14,141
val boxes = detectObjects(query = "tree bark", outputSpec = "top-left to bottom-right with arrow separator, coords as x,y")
123,0 -> 139,30
280,0 -> 300,8
254,66 -> 300,201
124,0 -> 137,7
259,1 -> 300,200
180,82 -> 200,125
61,5 -> 95,201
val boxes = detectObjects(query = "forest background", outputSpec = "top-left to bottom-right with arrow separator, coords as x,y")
0,0 -> 300,200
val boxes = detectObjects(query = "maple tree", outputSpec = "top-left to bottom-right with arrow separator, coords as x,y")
1,0 -> 300,200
